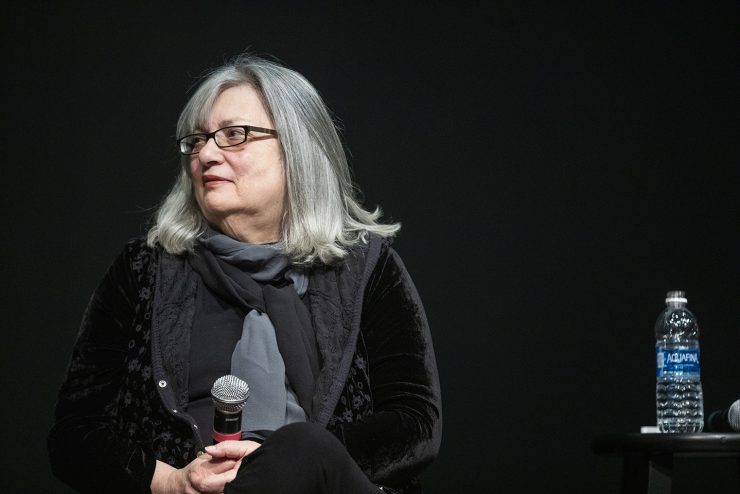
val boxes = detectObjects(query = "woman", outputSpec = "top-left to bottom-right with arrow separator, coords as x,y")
48,54 -> 442,494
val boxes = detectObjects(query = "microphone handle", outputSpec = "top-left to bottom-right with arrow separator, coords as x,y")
213,409 -> 243,443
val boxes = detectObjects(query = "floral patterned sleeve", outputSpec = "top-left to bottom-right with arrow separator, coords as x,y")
48,239 -> 158,494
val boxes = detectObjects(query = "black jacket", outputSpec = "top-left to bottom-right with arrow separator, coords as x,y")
48,234 -> 442,493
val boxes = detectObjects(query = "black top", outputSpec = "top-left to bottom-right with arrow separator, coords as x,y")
187,277 -> 244,444
48,235 -> 442,494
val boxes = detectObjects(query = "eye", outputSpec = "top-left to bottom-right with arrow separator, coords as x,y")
223,127 -> 247,143
180,134 -> 207,153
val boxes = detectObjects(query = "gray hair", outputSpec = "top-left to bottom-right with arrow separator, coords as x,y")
147,54 -> 399,265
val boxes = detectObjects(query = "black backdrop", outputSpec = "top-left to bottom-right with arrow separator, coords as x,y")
3,3 -> 739,493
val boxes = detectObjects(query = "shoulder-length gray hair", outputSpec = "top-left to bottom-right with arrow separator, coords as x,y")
147,54 -> 399,265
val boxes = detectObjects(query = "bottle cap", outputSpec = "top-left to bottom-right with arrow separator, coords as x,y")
665,290 -> 687,304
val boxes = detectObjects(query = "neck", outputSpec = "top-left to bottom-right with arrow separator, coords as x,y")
212,215 -> 282,245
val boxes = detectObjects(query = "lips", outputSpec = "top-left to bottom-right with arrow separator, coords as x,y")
202,174 -> 230,185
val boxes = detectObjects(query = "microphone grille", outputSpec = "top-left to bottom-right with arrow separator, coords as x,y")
729,399 -> 740,432
211,375 -> 250,413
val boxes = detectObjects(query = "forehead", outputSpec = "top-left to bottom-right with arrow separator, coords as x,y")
204,85 -> 271,128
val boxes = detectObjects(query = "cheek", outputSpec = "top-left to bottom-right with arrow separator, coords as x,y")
258,162 -> 286,197
189,160 -> 201,178
276,167 -> 287,195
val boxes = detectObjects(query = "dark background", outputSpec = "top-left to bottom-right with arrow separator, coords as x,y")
3,2 -> 739,493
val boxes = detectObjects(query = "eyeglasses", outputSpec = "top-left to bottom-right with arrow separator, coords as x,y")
177,125 -> 278,155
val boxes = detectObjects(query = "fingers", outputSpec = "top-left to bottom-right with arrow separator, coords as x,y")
191,456 -> 240,478
204,440 -> 245,459
205,439 -> 261,459
185,457 -> 240,493
195,466 -> 241,493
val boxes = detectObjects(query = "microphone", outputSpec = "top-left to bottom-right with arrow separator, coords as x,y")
211,374 -> 250,443
705,399 -> 740,432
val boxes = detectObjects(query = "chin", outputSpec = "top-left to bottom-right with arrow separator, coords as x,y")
197,197 -> 232,221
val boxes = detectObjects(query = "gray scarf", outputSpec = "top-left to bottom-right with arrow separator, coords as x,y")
189,230 -> 319,435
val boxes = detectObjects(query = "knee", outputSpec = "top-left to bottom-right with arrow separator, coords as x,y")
227,422 -> 363,494
268,422 -> 346,463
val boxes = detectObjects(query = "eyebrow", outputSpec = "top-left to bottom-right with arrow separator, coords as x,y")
217,118 -> 239,127
194,118 -> 256,133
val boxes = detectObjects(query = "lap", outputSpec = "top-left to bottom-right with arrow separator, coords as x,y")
224,422 -> 380,494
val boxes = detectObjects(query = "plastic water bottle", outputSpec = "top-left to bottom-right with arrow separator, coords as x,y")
655,290 -> 704,433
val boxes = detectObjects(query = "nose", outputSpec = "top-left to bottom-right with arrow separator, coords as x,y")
196,135 -> 223,164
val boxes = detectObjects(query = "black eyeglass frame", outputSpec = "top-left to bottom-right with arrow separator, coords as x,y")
177,125 -> 278,155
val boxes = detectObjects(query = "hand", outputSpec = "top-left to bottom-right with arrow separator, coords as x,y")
204,439 -> 262,461
151,453 -> 242,494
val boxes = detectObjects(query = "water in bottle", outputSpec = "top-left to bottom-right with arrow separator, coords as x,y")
655,290 -> 704,433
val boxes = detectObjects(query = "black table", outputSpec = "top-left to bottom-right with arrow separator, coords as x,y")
592,433 -> 740,494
